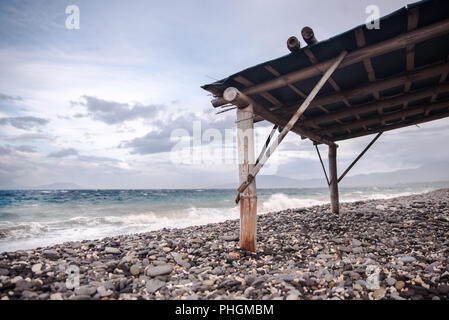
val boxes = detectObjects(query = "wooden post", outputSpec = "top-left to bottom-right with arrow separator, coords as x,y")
328,145 -> 339,214
236,103 -> 257,252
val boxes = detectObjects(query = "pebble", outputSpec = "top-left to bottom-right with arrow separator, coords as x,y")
171,252 -> 190,268
130,264 -> 141,276
373,288 -> 386,300
395,281 -> 405,290
146,279 -> 165,293
31,264 -> 42,273
104,247 -> 121,254
50,293 -> 63,300
74,285 -> 96,296
220,235 -> 239,241
390,294 -> 406,300
385,277 -> 396,286
399,256 -> 416,264
43,250 -> 59,260
146,265 -> 173,277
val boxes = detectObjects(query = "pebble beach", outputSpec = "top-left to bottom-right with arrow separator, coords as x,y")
1,189 -> 448,300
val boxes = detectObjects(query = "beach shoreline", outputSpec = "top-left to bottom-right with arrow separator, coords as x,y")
1,189 -> 448,300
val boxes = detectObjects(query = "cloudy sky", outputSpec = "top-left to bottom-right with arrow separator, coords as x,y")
1,0 -> 448,189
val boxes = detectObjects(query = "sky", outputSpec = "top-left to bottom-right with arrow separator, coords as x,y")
0,0 -> 448,189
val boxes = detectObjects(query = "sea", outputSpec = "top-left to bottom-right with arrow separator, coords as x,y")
0,182 -> 447,252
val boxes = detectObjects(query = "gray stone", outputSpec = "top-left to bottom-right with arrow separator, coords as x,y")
64,248 -> 77,255
171,252 -> 190,268
43,250 -> 59,260
0,268 -> 9,276
70,295 -> 91,300
96,286 -> 112,297
373,288 -> 386,300
286,289 -> 300,300
38,293 -> 50,300
425,261 -> 441,272
385,277 -> 396,286
130,264 -> 141,276
147,265 -> 173,277
31,263 -> 42,273
437,284 -> 449,294
146,279 -> 165,293
105,247 -> 121,254
202,279 -> 214,286
390,294 -> 406,300
220,235 -> 239,241
50,293 -> 63,300
324,273 -> 334,282
15,280 -> 32,291
399,256 -> 416,264
74,285 -> 97,296
351,239 -> 362,247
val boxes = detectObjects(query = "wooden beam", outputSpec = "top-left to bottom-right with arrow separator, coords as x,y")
222,88 -> 335,145
404,7 -> 420,93
315,144 -> 330,186
317,99 -> 449,136
276,61 -> 449,117
304,47 -> 352,107
302,26 -> 317,45
287,36 -> 301,53
302,82 -> 449,127
234,51 -> 347,200
255,125 -> 278,165
430,55 -> 449,103
328,108 -> 449,141
328,145 -> 339,214
355,27 -> 380,100
233,75 -> 282,107
264,65 -> 308,99
241,18 -> 449,96
337,132 -> 382,183
236,103 -> 257,252
211,61 -> 449,110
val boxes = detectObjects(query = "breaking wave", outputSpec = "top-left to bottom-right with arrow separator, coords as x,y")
0,184 -> 443,252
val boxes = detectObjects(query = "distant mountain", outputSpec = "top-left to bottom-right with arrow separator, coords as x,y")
2,182 -> 86,190
31,182 -> 84,190
206,161 -> 449,189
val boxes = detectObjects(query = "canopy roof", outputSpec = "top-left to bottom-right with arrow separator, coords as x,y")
202,0 -> 449,143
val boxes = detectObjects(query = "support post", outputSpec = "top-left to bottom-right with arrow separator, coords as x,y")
328,145 -> 339,214
236,103 -> 257,252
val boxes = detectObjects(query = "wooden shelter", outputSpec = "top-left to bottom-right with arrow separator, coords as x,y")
201,0 -> 449,252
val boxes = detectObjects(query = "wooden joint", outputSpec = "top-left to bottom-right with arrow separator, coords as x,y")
239,195 -> 258,200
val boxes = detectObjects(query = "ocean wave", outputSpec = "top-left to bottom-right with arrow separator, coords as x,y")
0,186 -> 440,252
260,193 -> 327,212
0,206 -> 240,251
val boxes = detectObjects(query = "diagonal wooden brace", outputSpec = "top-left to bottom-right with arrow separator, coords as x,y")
234,50 -> 348,203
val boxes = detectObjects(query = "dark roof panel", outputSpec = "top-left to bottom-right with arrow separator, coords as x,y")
202,0 -> 449,142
